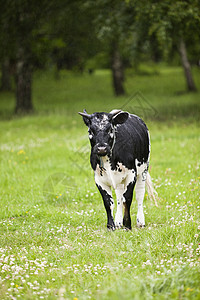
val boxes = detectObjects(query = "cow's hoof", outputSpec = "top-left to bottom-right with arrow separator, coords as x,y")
123,226 -> 132,231
137,223 -> 145,228
115,222 -> 123,229
107,224 -> 115,231
123,218 -> 131,230
137,217 -> 145,228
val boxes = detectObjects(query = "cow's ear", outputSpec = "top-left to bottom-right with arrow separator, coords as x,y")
112,112 -> 129,126
78,110 -> 91,127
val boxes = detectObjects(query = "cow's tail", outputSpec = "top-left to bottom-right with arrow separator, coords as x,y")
146,172 -> 158,207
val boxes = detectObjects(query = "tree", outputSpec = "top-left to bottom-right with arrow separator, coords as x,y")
0,0 -> 62,113
135,0 -> 200,92
0,58 -> 12,91
90,0 -> 135,96
0,0 -> 101,113
111,42 -> 125,96
0,5 -> 13,92
49,1 -> 99,75
178,39 -> 197,92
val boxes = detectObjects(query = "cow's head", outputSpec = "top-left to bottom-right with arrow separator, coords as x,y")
79,109 -> 129,156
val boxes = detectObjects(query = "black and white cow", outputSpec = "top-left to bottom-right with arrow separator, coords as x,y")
79,109 -> 156,230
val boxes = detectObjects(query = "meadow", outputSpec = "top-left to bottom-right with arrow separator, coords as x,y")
0,65 -> 200,299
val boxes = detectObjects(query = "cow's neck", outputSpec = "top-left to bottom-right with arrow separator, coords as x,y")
99,155 -> 110,170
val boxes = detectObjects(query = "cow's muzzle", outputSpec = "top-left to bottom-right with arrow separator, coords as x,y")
96,146 -> 107,156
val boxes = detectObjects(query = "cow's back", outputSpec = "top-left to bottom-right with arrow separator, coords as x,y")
111,114 -> 150,170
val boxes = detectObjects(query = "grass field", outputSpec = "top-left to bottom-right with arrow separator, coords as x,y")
0,65 -> 200,299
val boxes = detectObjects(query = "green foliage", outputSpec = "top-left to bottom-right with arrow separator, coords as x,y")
0,0 -> 199,108
86,53 -> 111,69
141,0 -> 200,60
0,0 -> 52,55
0,67 -> 200,298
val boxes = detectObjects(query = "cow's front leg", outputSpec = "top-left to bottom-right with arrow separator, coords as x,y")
135,175 -> 146,227
115,184 -> 125,228
96,184 -> 115,230
123,181 -> 135,230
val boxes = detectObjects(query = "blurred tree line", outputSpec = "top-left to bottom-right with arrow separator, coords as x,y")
0,0 -> 199,114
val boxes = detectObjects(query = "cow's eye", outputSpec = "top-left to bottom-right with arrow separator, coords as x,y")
106,127 -> 113,137
88,129 -> 94,139
106,127 -> 111,134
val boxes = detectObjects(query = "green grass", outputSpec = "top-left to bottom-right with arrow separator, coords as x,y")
0,65 -> 200,299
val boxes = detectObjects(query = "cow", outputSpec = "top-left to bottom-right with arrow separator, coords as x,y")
79,109 -> 157,230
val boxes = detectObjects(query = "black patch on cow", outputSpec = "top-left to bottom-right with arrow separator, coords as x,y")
96,184 -> 115,230
123,181 -> 136,230
110,115 -> 149,170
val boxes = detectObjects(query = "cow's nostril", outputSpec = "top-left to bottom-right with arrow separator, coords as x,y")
97,146 -> 107,156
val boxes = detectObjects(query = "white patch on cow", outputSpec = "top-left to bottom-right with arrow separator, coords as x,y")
135,175 -> 146,227
95,114 -> 109,130
135,159 -> 148,180
109,109 -> 121,115
88,134 -> 93,139
110,199 -> 114,220
94,156 -> 136,228
103,114 -> 108,121
95,156 -> 135,189
135,159 -> 149,227
110,132 -> 114,138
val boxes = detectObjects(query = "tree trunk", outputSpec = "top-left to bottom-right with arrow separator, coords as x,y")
178,39 -> 197,92
1,58 -> 12,91
15,46 -> 33,114
111,47 -> 125,96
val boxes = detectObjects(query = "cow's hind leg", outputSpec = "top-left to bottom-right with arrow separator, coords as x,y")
115,184 -> 124,228
135,174 -> 146,227
96,184 -> 115,230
